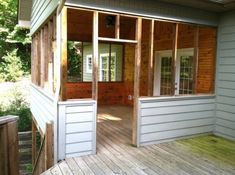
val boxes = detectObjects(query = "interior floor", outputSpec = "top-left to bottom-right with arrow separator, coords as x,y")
97,105 -> 133,146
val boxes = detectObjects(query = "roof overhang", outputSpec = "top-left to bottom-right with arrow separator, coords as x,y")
18,0 -> 32,28
158,0 -> 235,12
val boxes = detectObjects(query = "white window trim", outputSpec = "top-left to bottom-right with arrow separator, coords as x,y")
99,53 -> 116,81
86,54 -> 92,73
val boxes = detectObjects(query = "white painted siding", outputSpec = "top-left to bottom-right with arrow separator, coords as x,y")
30,0 -> 58,34
215,10 -> 235,141
138,95 -> 216,146
65,0 -> 218,26
58,100 -> 97,160
30,84 -> 55,133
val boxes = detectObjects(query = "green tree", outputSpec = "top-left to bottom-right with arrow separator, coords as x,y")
0,0 -> 31,81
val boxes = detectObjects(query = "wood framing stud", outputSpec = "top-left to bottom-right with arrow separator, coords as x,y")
171,23 -> 179,96
92,11 -> 99,100
147,20 -> 155,96
32,119 -> 37,165
115,15 -> 120,39
60,7 -> 68,101
193,26 -> 199,94
133,17 -> 142,146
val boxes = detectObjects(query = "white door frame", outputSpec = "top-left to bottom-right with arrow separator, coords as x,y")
154,48 -> 194,96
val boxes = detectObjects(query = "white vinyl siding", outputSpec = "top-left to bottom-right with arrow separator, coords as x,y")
58,100 -> 97,160
215,10 -> 235,141
137,95 -> 216,146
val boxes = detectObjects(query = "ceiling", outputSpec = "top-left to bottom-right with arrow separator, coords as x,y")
159,0 -> 235,12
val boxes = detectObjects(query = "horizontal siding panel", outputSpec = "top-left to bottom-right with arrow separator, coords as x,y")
138,96 -> 215,146
220,33 -> 235,42
219,57 -> 235,65
217,81 -> 235,89
141,118 -> 214,134
216,118 -> 235,129
30,85 -> 55,133
66,151 -> 93,158
141,98 -> 215,108
217,96 -> 235,105
66,112 -> 93,123
216,111 -> 235,122
66,122 -> 93,133
217,104 -> 235,113
66,105 -> 93,113
141,111 -> 214,125
66,142 -> 92,154
66,132 -> 92,144
218,73 -> 235,81
219,49 -> 235,57
218,65 -> 235,73
141,104 -> 215,116
217,88 -> 235,97
221,25 -> 235,34
215,125 -> 235,138
140,126 -> 213,144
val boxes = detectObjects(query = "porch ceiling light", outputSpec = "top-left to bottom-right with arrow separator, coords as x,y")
105,15 -> 116,28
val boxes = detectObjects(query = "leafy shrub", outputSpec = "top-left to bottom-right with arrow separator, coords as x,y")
0,86 -> 31,131
0,49 -> 23,82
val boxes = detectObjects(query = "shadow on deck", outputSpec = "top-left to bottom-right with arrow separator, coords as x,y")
43,106 -> 235,175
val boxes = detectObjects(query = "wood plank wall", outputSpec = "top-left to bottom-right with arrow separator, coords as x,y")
31,15 -> 56,94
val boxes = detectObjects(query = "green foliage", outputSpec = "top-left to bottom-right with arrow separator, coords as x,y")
0,87 -> 31,132
67,41 -> 82,82
0,0 -> 31,81
0,49 -> 23,82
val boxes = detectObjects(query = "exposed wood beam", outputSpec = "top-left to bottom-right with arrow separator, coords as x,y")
98,37 -> 137,43
193,26 -> 199,94
40,28 -> 45,88
171,23 -> 179,96
60,7 -> 68,101
115,15 -> 120,39
92,11 -> 99,100
147,20 -> 155,96
132,17 -> 142,146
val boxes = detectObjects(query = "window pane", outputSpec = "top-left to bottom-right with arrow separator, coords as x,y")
160,56 -> 172,95
111,44 -> 123,82
67,41 -> 83,82
179,55 -> 193,95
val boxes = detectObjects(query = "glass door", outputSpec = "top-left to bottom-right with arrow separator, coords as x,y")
154,48 -> 194,96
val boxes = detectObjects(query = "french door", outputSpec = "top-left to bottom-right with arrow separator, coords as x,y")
153,48 -> 194,96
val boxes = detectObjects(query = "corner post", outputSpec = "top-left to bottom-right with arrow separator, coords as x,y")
147,20 -> 155,96
60,7 -> 67,101
132,17 -> 142,146
171,23 -> 178,96
92,11 -> 99,100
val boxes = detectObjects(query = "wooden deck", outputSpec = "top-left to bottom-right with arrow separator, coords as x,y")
43,106 -> 235,175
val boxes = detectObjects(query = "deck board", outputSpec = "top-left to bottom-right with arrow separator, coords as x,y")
43,106 -> 235,175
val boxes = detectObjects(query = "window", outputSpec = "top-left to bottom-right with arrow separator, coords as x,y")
154,48 -> 194,96
67,42 -> 123,82
99,53 -> 116,81
86,55 -> 92,73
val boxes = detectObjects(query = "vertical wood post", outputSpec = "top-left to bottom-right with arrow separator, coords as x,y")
115,15 -> 120,39
36,33 -> 41,86
132,17 -> 142,146
60,7 -> 68,101
147,20 -> 154,96
48,19 -> 54,92
92,11 -> 99,100
45,123 -> 54,169
40,28 -> 45,88
193,26 -> 199,94
171,23 -> 178,96
32,119 -> 37,165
